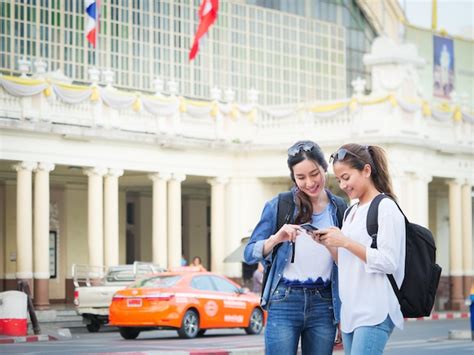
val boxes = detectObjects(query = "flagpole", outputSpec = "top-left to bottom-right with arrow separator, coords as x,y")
96,0 -> 100,69
431,0 -> 437,31
209,25 -> 213,93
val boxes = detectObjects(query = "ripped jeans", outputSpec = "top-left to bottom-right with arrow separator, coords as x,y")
265,284 -> 336,355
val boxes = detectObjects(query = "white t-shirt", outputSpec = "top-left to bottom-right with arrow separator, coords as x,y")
283,204 -> 334,285
338,197 -> 406,333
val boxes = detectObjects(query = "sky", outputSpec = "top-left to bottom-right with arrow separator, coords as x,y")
399,0 -> 474,38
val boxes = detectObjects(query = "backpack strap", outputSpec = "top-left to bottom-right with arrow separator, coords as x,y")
273,191 -> 296,262
366,194 -> 387,247
367,194 -> 410,236
260,192 -> 295,301
366,193 -> 402,303
276,191 -> 295,231
333,196 -> 348,228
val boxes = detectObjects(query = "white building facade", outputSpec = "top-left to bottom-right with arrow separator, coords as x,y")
0,1 -> 472,311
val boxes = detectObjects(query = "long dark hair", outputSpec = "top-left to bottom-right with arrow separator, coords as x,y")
333,143 -> 396,200
287,140 -> 328,224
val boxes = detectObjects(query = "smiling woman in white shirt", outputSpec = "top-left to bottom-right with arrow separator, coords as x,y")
315,143 -> 406,355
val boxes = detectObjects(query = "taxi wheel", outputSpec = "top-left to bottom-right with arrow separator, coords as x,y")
119,327 -> 141,340
177,309 -> 200,339
245,308 -> 264,335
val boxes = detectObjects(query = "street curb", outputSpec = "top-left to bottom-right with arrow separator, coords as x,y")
0,334 -> 57,344
405,312 -> 470,321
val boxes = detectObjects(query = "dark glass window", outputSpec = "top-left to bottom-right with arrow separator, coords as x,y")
247,0 -> 376,96
210,276 -> 239,293
191,276 -> 215,291
126,203 -> 135,225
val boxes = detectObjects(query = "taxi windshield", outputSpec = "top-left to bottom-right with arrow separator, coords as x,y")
131,275 -> 182,288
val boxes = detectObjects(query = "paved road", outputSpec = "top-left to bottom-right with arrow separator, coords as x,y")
386,319 -> 473,355
1,327 -> 264,354
0,319 -> 472,354
386,338 -> 473,355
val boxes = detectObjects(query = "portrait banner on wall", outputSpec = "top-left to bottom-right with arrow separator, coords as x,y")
433,35 -> 455,99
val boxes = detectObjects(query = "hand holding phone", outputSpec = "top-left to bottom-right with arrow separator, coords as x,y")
308,228 -> 328,243
314,229 -> 329,243
300,223 -> 318,233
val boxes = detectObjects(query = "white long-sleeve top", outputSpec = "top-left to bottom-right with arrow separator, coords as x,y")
338,197 -> 406,333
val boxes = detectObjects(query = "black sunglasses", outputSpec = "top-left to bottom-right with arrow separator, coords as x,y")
287,142 -> 316,157
329,148 -> 363,163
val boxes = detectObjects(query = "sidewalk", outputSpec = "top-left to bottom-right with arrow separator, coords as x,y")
0,304 -> 81,344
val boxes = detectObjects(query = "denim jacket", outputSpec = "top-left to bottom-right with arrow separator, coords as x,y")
243,188 -> 346,324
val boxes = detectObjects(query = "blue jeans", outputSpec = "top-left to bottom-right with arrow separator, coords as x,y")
341,315 -> 395,355
265,284 -> 336,355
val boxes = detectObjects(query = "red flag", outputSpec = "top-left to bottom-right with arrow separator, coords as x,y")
189,0 -> 219,61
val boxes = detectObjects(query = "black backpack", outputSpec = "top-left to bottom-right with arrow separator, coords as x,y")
260,191 -> 346,301
358,194 -> 442,318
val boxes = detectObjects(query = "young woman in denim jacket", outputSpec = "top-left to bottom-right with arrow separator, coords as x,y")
244,140 -> 347,355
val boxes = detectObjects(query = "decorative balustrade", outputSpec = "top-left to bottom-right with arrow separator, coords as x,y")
0,76 -> 472,151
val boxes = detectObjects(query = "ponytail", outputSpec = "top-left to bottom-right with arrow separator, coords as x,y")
334,143 -> 397,200
367,146 -> 396,200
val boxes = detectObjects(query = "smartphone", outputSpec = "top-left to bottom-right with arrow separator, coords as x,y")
300,223 -> 318,232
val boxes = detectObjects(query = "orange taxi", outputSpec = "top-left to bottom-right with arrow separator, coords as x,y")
109,270 -> 266,339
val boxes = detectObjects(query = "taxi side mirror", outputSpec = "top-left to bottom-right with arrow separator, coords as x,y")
237,287 -> 249,294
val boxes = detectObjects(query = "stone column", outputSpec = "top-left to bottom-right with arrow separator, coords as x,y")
224,177 -> 242,277
447,179 -> 464,310
391,172 -> 409,212
0,184 -> 4,292
390,173 -> 403,204
461,181 -> 473,299
84,167 -> 106,268
208,177 -> 229,273
404,172 -> 416,222
148,172 -> 171,268
167,174 -> 186,269
104,169 -> 123,268
13,162 -> 36,287
33,162 -> 55,308
414,173 -> 433,227
4,182 -> 17,291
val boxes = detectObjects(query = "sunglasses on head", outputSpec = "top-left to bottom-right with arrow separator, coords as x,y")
287,142 -> 316,157
329,148 -> 363,163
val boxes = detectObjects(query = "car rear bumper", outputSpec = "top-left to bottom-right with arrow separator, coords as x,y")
109,304 -> 182,328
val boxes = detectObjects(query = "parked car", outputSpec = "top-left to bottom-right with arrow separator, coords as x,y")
73,262 -> 164,332
109,271 -> 266,339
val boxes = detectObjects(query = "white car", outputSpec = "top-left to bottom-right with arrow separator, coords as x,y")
73,262 -> 164,332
